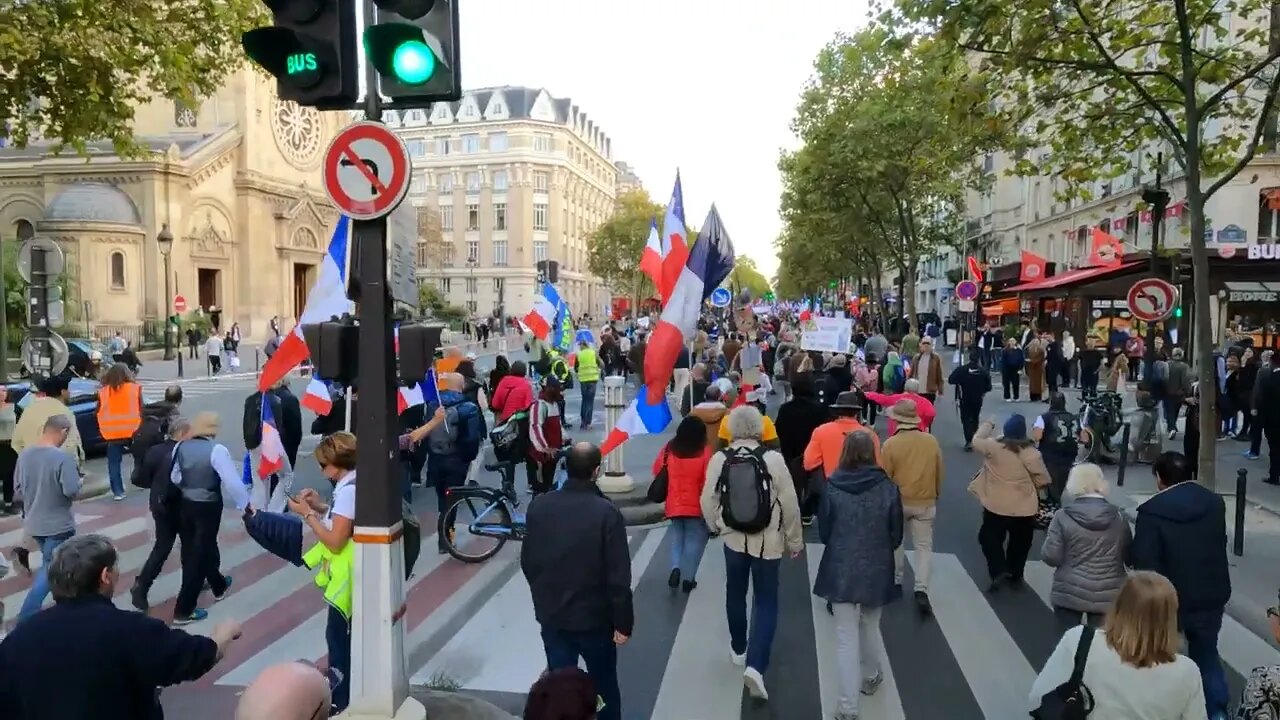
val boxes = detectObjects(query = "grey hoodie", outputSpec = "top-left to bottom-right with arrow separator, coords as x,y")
1040,495 -> 1131,613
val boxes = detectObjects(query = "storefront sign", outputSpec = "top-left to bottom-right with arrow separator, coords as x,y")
1217,224 -> 1247,243
1247,244 -> 1280,260
1091,299 -> 1129,310
1228,290 -> 1278,303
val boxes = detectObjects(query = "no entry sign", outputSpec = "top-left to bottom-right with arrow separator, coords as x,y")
1126,278 -> 1178,322
323,121 -> 412,221
173,294 -> 187,313
955,280 -> 979,301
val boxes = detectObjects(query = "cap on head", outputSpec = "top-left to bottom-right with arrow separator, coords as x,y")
1003,414 -> 1028,441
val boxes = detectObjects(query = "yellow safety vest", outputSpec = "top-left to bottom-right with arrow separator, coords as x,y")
550,356 -> 570,383
304,539 -> 354,619
576,348 -> 600,383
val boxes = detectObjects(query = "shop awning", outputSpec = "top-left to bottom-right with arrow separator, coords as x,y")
981,298 -> 1020,316
1007,260 -> 1144,292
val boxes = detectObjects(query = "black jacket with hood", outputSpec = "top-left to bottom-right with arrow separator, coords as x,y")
1130,481 -> 1231,616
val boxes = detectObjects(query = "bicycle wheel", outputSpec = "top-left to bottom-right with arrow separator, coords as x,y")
440,495 -> 511,563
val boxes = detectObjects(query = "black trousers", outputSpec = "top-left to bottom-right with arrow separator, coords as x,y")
135,501 -> 180,592
959,403 -> 982,445
1079,371 -> 1099,399
920,392 -> 937,403
174,500 -> 229,617
1002,370 -> 1020,400
1043,453 -> 1074,503
978,510 -> 1034,581
0,441 -> 16,508
1266,422 -> 1280,484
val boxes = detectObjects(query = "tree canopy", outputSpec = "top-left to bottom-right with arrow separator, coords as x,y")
727,257 -> 772,298
890,0 -> 1280,482
0,0 -> 264,154
588,190 -> 663,301
777,28 -> 1001,318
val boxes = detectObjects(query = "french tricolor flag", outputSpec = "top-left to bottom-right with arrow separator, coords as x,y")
397,383 -> 425,415
658,172 -> 690,304
301,378 -> 333,415
257,216 -> 351,392
523,283 -> 562,340
258,395 -> 287,479
638,218 -> 663,296
642,204 -> 736,405
600,388 -> 673,457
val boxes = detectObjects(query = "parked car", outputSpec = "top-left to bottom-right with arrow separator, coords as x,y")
19,338 -> 113,379
7,378 -> 106,456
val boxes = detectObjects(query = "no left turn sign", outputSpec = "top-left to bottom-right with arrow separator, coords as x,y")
323,121 -> 412,221
1126,278 -> 1178,323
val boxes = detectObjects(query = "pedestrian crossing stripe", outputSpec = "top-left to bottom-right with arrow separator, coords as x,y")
3,505 -> 1277,720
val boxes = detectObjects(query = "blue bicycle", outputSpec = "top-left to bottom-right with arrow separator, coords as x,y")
438,446 -> 569,563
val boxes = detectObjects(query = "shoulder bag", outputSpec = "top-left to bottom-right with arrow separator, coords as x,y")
646,448 -> 670,504
1030,626 -> 1095,719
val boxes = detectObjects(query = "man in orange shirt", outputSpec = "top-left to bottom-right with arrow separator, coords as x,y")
803,391 -> 880,480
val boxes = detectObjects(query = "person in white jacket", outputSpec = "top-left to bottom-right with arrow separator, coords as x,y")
1029,571 -> 1207,720
1062,331 -> 1077,388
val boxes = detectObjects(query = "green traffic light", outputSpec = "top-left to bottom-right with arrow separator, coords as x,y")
1174,307 -> 1183,318
392,40 -> 435,84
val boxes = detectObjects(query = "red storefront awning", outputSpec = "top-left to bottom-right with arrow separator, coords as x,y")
1006,260 -> 1144,292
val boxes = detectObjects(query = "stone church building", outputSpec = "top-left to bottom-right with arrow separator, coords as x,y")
0,69 -> 350,342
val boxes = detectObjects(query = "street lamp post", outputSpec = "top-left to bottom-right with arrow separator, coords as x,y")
468,258 -> 477,334
1141,154 -> 1171,382
158,224 -> 176,361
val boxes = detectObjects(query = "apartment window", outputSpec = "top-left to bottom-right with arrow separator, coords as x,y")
534,203 -> 548,231
462,134 -> 480,153
467,241 -> 479,263
467,204 -> 480,230
409,175 -> 426,195
443,242 -> 456,266
493,240 -> 508,266
439,205 -> 454,231
489,132 -> 508,152
492,170 -> 509,191
437,173 -> 454,193
439,277 -> 451,294
466,301 -> 478,314
533,171 -> 550,192
407,139 -> 426,157
465,277 -> 477,294
494,277 -> 505,293
534,133 -> 553,152
493,202 -> 507,231
109,252 -> 126,290
1124,211 -> 1140,239
436,137 -> 451,155
466,171 -> 481,193
533,240 -> 549,263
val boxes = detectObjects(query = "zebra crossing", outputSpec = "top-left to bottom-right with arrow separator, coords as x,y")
2,499 -> 1277,719
138,373 -> 264,403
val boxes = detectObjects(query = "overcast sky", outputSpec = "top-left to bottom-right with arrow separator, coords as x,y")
456,0 -> 870,280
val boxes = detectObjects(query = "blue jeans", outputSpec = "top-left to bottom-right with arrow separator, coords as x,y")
325,605 -> 351,712
723,546 -> 781,672
18,531 -> 75,621
1183,609 -> 1229,717
668,517 -> 709,581
541,626 -> 620,720
107,441 -> 126,496
579,381 -> 597,427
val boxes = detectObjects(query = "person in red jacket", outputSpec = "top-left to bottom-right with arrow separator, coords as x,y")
491,360 -> 534,422
529,376 -> 566,495
654,416 -> 713,593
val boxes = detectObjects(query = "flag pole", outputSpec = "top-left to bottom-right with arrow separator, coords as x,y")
686,340 -> 695,413
344,387 -> 353,433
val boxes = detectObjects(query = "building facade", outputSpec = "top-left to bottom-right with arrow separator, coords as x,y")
389,86 -> 618,321
0,69 -> 350,343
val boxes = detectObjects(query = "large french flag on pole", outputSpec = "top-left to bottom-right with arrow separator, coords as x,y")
638,218 -> 663,295
523,282 -> 562,340
659,172 -> 690,304
600,388 -> 673,457
258,396 -> 287,479
643,204 -> 736,405
257,216 -> 351,392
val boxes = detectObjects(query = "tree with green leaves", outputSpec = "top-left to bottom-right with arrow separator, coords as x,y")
727,257 -> 772,298
894,0 -> 1280,484
588,190 -> 664,304
778,28 -> 998,320
0,0 -> 263,154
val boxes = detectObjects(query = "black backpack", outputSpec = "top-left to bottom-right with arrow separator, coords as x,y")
129,414 -> 170,488
1031,626 -> 1095,719
716,446 -> 776,534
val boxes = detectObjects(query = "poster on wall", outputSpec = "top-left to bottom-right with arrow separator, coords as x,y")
801,316 -> 854,353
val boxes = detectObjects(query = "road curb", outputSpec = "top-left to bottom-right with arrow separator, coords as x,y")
619,502 -> 666,526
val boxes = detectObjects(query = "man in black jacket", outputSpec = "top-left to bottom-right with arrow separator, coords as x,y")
520,442 -> 632,720
0,534 -> 243,719
130,417 -> 192,611
948,348 -> 993,450
129,385 -> 183,488
1130,451 -> 1230,720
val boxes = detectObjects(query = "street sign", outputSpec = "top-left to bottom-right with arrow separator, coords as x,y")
174,294 -> 188,313
21,332 -> 69,377
958,299 -> 976,313
1126,278 -> 1178,322
322,121 -> 412,220
16,236 -> 65,283
386,204 -> 420,306
955,280 -> 979,301
710,287 -> 732,308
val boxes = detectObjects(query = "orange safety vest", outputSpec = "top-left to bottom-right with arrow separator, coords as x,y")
96,383 -> 142,440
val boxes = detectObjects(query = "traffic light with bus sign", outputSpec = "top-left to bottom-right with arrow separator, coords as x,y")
241,0 -> 359,109
364,0 -> 461,108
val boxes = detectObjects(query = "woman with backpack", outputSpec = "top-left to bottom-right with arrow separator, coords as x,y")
700,406 -> 803,702
1029,571 -> 1205,719
882,351 -> 907,395
812,430 -> 903,720
654,416 -> 712,593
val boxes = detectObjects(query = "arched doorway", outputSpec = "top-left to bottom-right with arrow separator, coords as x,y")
13,219 -> 34,241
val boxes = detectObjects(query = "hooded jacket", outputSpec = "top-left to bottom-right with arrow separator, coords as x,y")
701,440 -> 802,560
1041,496 -> 1131,613
812,465 -> 903,607
690,403 -> 728,450
1130,481 -> 1230,615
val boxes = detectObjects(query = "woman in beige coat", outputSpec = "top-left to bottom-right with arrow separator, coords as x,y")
969,414 -> 1050,592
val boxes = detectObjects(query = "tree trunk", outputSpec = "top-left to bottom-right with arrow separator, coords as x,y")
1187,169 -> 1218,488
905,257 -> 919,325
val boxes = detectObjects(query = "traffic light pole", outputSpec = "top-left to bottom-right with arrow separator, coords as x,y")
343,5 -> 425,716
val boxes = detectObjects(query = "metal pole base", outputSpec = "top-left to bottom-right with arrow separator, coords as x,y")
335,697 -> 426,720
598,470 -> 635,494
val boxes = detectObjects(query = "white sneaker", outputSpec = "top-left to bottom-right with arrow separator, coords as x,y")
743,667 -> 768,700
729,649 -> 746,666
